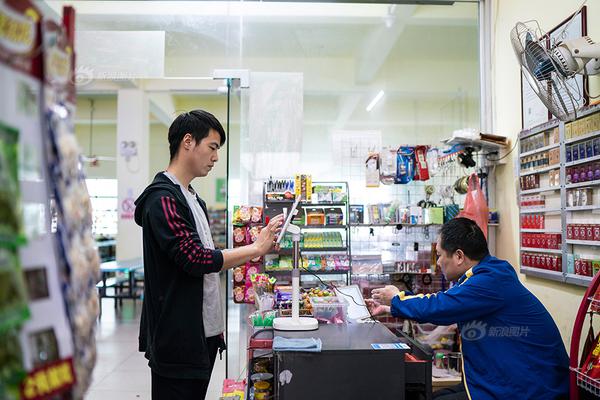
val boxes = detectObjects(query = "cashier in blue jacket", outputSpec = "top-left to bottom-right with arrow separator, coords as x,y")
368,217 -> 569,400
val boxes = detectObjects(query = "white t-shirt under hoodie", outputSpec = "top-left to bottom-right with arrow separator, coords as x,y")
163,171 -> 224,338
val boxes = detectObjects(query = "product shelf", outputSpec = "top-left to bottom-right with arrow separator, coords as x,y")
566,240 -> 600,246
520,186 -> 560,195
265,200 -> 347,207
295,225 -> 347,230
266,269 -> 350,275
520,266 -> 563,278
520,229 -> 562,233
519,165 -> 558,177
571,367 -> 600,396
566,206 -> 600,212
566,179 -> 600,189
519,208 -> 562,214
350,223 -> 442,228
565,153 -> 600,167
520,143 -> 560,158
565,273 -> 593,287
520,247 -> 563,254
565,129 -> 600,144
519,120 -> 559,140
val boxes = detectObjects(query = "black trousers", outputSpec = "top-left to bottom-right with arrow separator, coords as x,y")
151,335 -> 223,400
432,383 -> 468,400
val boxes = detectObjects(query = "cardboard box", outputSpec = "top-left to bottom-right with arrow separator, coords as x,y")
549,127 -> 560,145
566,123 -> 573,139
548,148 -> 560,165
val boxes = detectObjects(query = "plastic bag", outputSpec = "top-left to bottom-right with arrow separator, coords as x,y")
395,147 -> 415,184
458,173 -> 489,238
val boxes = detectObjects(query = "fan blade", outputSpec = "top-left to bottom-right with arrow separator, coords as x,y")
524,39 -> 555,81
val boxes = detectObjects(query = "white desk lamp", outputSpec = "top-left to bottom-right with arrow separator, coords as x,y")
273,195 -> 319,331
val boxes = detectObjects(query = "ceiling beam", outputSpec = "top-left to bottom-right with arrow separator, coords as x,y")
148,93 -> 176,127
355,5 -> 417,84
331,94 -> 362,131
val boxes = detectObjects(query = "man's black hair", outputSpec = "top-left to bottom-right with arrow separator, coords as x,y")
168,110 -> 226,161
440,217 -> 489,261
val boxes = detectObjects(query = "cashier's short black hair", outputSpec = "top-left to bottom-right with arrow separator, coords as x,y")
168,110 -> 226,161
439,218 -> 489,261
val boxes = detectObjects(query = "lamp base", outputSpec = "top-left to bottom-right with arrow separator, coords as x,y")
273,317 -> 319,331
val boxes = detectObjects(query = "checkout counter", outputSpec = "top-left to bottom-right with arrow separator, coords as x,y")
249,323 -> 434,400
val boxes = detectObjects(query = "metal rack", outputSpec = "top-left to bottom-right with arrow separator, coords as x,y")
517,103 -> 600,287
262,181 -> 351,285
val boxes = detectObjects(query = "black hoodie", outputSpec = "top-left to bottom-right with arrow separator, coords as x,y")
134,172 -> 224,379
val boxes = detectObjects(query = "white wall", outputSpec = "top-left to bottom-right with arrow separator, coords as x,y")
493,0 -> 599,348
74,95 -> 231,209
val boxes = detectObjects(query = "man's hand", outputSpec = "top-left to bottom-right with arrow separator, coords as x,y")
371,285 -> 401,306
252,214 -> 284,256
365,299 -> 390,316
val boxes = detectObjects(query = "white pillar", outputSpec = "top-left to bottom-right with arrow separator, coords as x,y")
116,89 -> 149,261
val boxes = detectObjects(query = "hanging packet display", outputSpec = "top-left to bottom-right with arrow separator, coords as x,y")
395,147 -> 415,184
379,147 -> 397,185
365,153 -> 380,187
413,145 -> 430,181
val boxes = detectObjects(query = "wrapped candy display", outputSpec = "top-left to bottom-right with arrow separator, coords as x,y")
45,101 -> 100,396
249,273 -> 277,311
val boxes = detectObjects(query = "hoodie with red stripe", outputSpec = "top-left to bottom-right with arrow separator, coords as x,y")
134,172 -> 224,379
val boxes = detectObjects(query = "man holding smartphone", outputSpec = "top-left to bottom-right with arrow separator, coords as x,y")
134,110 -> 283,399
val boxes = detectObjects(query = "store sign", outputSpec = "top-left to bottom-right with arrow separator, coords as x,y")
20,358 -> 76,400
0,3 -> 37,55
120,188 -> 135,220
45,46 -> 71,85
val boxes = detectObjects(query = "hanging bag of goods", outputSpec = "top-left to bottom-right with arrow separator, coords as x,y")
395,146 -> 415,184
458,173 -> 489,238
413,145 -> 430,181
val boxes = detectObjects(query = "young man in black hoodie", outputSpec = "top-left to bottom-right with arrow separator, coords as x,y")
134,110 -> 283,400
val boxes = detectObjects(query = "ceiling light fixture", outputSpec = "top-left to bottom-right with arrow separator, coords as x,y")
366,90 -> 385,112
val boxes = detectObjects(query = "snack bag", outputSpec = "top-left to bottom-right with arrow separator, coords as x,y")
413,145 -> 430,181
233,205 -> 252,226
395,147 -> 415,184
250,207 -> 263,224
233,227 -> 248,247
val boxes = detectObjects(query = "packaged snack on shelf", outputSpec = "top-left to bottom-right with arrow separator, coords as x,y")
244,281 -> 256,304
306,208 -> 325,225
233,205 -> 252,226
250,206 -> 263,224
324,208 -> 344,225
233,265 -> 245,285
222,379 -> 246,400
233,285 -> 245,304
248,226 -> 262,243
233,226 -> 248,247
349,205 -> 364,224
294,174 -> 312,201
245,263 -> 260,279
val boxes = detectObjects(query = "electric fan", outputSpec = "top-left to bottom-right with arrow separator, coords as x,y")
511,12 -> 600,121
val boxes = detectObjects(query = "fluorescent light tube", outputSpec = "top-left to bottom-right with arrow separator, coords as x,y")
366,90 -> 385,112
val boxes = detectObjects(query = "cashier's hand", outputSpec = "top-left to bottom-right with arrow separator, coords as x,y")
371,285 -> 401,306
253,214 -> 284,256
365,299 -> 390,316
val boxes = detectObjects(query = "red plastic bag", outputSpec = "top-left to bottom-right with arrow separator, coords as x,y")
458,173 -> 488,238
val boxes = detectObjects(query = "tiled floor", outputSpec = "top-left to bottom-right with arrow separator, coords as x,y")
87,299 -> 225,400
